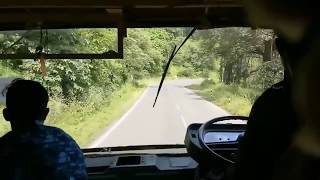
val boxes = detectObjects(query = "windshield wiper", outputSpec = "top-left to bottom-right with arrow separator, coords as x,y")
153,27 -> 197,107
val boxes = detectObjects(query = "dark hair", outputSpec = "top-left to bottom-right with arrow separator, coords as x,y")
4,79 -> 49,119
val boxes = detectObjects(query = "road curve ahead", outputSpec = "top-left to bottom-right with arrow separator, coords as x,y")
90,79 -> 229,148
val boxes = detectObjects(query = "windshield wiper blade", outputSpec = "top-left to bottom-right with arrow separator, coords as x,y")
153,27 -> 197,107
153,45 -> 176,107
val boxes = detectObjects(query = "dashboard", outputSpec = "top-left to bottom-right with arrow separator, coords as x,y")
85,148 -> 198,180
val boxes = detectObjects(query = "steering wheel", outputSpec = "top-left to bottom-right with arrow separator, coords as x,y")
198,116 -> 248,164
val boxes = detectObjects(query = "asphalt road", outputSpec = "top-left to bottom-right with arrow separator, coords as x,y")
90,79 -> 229,148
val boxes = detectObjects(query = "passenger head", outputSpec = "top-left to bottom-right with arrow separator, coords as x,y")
2,79 -> 49,129
243,0 -> 320,175
293,24 -> 320,157
244,0 -> 320,156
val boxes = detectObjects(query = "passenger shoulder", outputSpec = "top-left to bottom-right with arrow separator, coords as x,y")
43,126 -> 74,139
43,125 -> 80,145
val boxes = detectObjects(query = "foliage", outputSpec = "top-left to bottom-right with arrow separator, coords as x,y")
195,28 -> 282,87
192,80 -> 261,116
248,59 -> 284,90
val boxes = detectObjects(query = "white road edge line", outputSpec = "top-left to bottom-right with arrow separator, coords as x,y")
88,88 -> 149,148
175,103 -> 187,128
180,115 -> 188,129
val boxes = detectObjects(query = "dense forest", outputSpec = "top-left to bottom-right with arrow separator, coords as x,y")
0,28 -> 282,100
0,28 -> 284,145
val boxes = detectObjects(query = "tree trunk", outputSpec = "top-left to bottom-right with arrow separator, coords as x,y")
241,58 -> 250,85
263,39 -> 273,62
223,61 -> 233,85
234,58 -> 243,84
219,58 -> 224,82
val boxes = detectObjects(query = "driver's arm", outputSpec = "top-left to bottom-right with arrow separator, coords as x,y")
234,84 -> 297,180
235,91 -> 275,180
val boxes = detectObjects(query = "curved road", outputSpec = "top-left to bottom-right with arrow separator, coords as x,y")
90,79 -> 229,148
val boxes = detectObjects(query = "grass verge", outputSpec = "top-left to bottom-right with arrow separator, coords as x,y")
191,79 -> 261,116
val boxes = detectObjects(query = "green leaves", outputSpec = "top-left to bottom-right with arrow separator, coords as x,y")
194,28 -> 282,87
